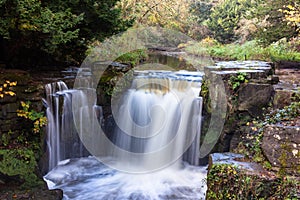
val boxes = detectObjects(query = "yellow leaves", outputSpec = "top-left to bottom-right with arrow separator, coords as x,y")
6,80 -> 17,86
280,3 -> 300,35
19,23 -> 38,31
287,5 -> 294,10
0,80 -> 17,98
4,91 -> 16,96
18,101 -> 47,134
20,101 -> 30,109
33,116 -> 47,133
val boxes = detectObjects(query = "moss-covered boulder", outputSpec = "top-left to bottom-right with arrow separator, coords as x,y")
206,153 -> 299,199
262,125 -> 300,175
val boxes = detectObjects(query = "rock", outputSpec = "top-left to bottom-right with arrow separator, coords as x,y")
0,187 -> 63,200
275,60 -> 300,69
0,103 -> 18,119
208,153 -> 268,173
206,153 -> 281,200
238,83 -> 274,116
262,125 -> 300,174
0,69 -> 31,86
273,89 -> 299,109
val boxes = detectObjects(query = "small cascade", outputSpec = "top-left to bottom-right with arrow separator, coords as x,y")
44,81 -> 96,171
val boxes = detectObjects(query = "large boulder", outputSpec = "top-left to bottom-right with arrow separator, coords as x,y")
262,124 -> 300,175
238,83 -> 274,116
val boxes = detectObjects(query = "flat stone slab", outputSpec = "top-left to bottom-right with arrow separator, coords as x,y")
205,60 -> 273,75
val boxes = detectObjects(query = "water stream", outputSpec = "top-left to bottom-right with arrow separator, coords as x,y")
44,70 -> 207,200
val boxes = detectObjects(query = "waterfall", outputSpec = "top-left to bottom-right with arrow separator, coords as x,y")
44,71 -> 203,171
44,81 -> 93,171
110,71 -> 203,169
44,70 -> 207,199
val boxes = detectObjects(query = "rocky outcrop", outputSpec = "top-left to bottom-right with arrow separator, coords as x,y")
201,61 -> 277,153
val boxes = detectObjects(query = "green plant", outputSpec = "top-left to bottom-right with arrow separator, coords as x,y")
184,39 -> 300,62
229,72 -> 248,91
264,101 -> 300,125
207,0 -> 249,43
116,49 -> 148,66
1,130 -> 14,147
0,0 -> 132,65
0,148 -> 43,188
207,163 -> 299,199
17,101 -> 47,134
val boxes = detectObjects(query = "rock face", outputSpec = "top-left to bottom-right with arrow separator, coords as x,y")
262,125 -> 300,174
0,70 -> 44,143
0,69 -> 63,199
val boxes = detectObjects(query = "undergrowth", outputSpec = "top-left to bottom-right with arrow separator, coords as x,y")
185,39 -> 300,62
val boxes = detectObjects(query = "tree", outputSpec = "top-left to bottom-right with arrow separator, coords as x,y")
251,0 -> 298,45
207,0 -> 249,43
116,0 -> 194,33
190,0 -> 213,25
0,0 -> 131,66
280,3 -> 300,36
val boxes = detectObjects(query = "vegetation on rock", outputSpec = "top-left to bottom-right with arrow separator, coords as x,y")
207,163 -> 299,199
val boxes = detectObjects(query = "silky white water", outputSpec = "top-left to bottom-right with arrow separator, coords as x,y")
44,70 -> 207,199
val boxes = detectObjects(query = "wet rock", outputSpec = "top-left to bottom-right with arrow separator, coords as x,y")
201,61 -> 277,154
205,60 -> 273,77
262,125 -> 300,174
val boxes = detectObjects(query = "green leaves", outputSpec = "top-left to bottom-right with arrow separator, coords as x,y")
0,148 -> 43,188
0,0 -> 131,65
229,72 -> 248,91
207,0 -> 248,43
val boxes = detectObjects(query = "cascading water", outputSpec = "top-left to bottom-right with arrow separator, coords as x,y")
44,81 -> 92,171
44,70 -> 207,200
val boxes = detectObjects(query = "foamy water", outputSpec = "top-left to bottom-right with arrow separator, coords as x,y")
44,157 -> 207,200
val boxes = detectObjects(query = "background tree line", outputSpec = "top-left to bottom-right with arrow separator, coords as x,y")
0,0 -> 299,67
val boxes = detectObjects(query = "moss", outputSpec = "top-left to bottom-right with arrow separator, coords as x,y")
0,148 -> 44,188
200,78 -> 212,113
207,163 -> 299,199
115,49 -> 148,66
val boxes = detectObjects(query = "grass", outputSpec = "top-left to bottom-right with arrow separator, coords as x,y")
185,39 -> 300,62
